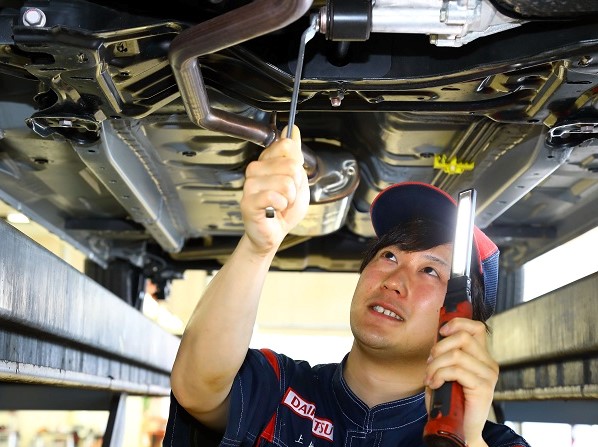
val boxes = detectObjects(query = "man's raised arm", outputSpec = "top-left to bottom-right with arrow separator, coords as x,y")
169,126 -> 309,430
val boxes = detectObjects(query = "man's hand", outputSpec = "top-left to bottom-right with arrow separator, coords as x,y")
241,125 -> 310,255
424,318 -> 499,447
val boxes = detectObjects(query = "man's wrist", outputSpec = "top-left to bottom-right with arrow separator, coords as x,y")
239,233 -> 280,261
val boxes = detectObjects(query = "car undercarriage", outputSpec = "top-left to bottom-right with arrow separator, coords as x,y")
1,0 -> 598,306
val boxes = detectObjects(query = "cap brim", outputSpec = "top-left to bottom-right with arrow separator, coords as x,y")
370,182 -> 457,238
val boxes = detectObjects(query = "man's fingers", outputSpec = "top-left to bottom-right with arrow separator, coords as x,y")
244,170 -> 300,215
430,328 -> 494,373
260,126 -> 303,164
426,321 -> 499,391
252,125 -> 306,219
426,349 -> 497,387
282,124 -> 301,144
247,155 -> 302,176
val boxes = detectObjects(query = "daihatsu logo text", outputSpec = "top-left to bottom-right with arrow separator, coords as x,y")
283,389 -> 334,441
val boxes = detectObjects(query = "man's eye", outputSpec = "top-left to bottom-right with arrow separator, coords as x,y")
422,266 -> 439,277
382,251 -> 396,262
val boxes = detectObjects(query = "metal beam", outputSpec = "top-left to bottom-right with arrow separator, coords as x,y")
0,218 -> 179,395
489,270 -> 598,400
495,400 -> 598,425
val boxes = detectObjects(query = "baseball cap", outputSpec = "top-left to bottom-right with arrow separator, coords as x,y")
369,181 -> 499,320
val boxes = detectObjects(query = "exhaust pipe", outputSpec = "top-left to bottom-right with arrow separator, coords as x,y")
168,0 -> 313,148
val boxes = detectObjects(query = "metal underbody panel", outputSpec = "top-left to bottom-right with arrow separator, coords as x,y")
1,0 -> 598,287
0,218 -> 179,395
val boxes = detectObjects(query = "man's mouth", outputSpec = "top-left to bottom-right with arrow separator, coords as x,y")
372,305 -> 404,321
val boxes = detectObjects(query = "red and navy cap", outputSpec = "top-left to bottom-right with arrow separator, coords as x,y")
370,181 -> 499,320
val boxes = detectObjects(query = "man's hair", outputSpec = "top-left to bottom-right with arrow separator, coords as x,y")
359,218 -> 489,324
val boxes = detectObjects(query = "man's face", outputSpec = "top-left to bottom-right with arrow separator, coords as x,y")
349,242 -> 452,361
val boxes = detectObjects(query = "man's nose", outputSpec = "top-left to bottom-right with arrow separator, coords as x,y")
382,268 -> 407,296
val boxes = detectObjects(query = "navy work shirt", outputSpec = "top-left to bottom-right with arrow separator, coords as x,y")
163,348 -> 530,447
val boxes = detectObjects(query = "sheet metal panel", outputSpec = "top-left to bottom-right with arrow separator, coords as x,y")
0,219 -> 179,394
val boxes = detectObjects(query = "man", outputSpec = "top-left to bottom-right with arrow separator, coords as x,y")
163,127 -> 530,447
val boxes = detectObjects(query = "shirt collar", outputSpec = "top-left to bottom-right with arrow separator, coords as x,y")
331,354 -> 428,430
